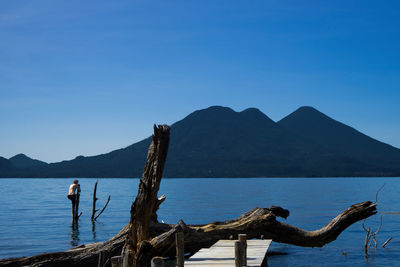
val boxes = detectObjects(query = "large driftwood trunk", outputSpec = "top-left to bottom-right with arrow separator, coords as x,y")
0,124 -> 377,267
150,202 -> 377,257
122,124 -> 170,267
0,202 -> 377,267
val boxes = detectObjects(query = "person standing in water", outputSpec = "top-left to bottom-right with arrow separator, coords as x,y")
67,179 -> 81,218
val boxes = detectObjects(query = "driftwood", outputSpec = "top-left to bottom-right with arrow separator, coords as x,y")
122,124 -> 170,267
74,191 -> 82,220
0,202 -> 377,267
91,180 -> 99,221
91,180 -> 111,221
95,196 -> 111,221
363,215 -> 383,257
382,237 -> 392,248
148,202 -> 377,257
0,124 -> 378,267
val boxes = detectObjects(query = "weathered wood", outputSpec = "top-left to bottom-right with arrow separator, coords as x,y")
92,180 -> 99,221
148,201 -> 377,257
238,234 -> 247,242
111,256 -> 122,267
235,241 -> 244,267
97,250 -> 104,267
152,195 -> 166,223
0,201 -> 377,266
238,234 -> 247,266
151,257 -> 165,267
122,124 -> 170,267
122,251 -> 129,267
176,232 -> 184,267
135,240 -> 155,267
74,191 -> 81,220
71,197 -> 76,219
185,239 -> 271,267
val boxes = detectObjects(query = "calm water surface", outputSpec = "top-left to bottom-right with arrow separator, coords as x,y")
0,178 -> 399,266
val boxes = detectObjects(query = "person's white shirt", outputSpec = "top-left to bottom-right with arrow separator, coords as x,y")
68,183 -> 80,195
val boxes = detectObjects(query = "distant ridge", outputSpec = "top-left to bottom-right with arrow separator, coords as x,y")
1,106 -> 400,178
0,156 -> 15,176
9,154 -> 48,169
278,106 -> 400,169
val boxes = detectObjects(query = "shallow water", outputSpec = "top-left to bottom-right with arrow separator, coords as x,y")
0,178 -> 398,266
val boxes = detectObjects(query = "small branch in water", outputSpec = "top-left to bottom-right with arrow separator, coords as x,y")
363,215 -> 383,255
382,237 -> 392,248
375,216 -> 383,235
375,183 -> 386,203
90,180 -> 111,221
362,220 -> 371,257
362,183 -> 385,256
91,180 -> 99,221
95,195 -> 111,220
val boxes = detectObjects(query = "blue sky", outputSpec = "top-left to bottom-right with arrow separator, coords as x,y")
1,0 -> 399,163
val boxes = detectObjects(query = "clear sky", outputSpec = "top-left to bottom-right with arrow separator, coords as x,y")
1,0 -> 399,163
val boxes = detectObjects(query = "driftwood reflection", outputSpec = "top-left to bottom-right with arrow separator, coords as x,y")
91,221 -> 96,240
70,220 -> 80,247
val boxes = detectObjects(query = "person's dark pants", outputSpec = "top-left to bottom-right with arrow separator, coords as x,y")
67,195 -> 76,216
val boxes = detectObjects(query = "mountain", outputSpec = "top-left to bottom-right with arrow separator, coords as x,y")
2,106 -> 400,177
9,154 -> 48,168
0,157 -> 15,176
278,106 -> 400,174
164,106 -> 322,177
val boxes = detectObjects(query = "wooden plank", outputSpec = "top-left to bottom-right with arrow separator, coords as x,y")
185,239 -> 271,267
176,232 -> 184,267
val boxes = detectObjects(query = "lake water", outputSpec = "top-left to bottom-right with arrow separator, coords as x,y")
0,178 -> 399,266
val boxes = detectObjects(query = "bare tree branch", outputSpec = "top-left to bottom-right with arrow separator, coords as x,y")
95,195 -> 111,221
375,183 -> 386,203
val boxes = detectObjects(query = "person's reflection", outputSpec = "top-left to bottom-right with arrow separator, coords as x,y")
70,220 -> 80,247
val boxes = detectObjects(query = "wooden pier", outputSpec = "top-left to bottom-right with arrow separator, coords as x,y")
185,239 -> 272,267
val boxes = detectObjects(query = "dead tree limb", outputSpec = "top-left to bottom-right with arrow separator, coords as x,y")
152,195 -> 166,223
95,195 -> 111,221
0,201 -> 376,267
75,192 -> 82,220
91,180 -> 99,221
148,201 -> 377,256
368,216 -> 383,249
122,124 -> 170,267
362,220 -> 372,256
375,183 -> 385,203
90,180 -> 111,221
363,214 -> 382,257
382,237 -> 392,248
